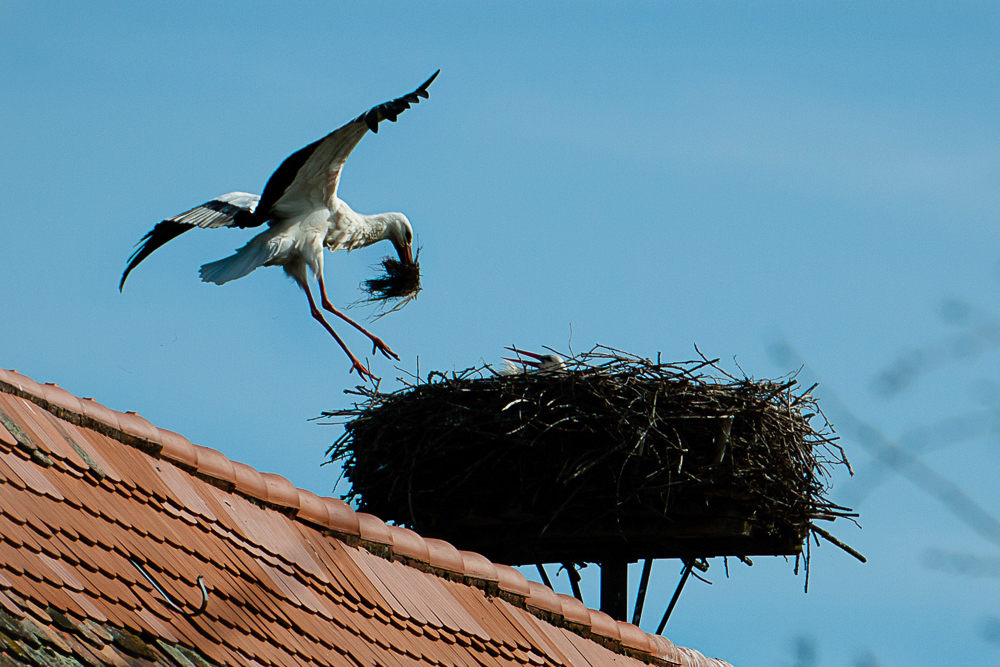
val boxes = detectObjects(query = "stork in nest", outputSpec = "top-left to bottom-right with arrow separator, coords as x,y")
501,347 -> 566,374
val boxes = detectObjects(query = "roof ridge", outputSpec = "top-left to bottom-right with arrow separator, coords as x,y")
0,365 -> 726,667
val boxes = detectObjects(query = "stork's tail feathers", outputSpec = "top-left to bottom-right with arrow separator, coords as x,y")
199,237 -> 273,285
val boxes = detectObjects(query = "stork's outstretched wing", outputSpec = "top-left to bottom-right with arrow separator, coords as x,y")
120,71 -> 439,290
119,192 -> 260,290
263,70 -> 440,220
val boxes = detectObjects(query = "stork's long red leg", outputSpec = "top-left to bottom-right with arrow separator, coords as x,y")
316,273 -> 400,361
302,283 -> 377,381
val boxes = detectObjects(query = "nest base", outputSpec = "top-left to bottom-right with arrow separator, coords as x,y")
414,510 -> 803,565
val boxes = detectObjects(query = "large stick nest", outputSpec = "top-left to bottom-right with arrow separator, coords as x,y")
323,347 -> 854,564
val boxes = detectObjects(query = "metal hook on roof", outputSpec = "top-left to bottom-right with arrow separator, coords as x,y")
129,558 -> 209,618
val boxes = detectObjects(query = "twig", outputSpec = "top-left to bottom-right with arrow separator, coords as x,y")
811,524 -> 867,563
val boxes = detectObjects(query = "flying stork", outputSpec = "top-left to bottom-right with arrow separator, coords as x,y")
120,71 -> 440,380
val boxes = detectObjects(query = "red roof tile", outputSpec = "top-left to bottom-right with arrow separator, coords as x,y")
320,497 -> 360,538
191,446 -> 237,489
0,394 -> 53,456
526,580 -> 563,616
36,410 -> 92,472
231,461 -> 268,500
293,489 -> 328,529
355,512 -> 393,547
0,417 -> 16,448
424,538 -> 464,576
0,366 -> 733,667
77,396 -> 122,433
459,550 -> 499,586
495,563 -> 532,598
588,609 -> 622,644
618,620 -> 654,655
556,594 -> 591,629
260,473 -> 299,513
157,428 -> 199,469
39,382 -> 84,418
0,369 -> 44,399
386,525 -> 430,564
116,410 -> 163,450
1,449 -> 64,500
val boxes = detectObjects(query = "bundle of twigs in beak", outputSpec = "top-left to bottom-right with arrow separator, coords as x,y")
358,249 -> 421,316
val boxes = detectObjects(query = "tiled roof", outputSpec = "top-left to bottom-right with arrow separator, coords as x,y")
0,366 -> 732,667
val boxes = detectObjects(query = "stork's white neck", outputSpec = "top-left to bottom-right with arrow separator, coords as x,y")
326,201 -> 412,255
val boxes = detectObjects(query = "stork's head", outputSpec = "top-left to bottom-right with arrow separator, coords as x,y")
502,347 -> 566,373
383,213 -> 414,266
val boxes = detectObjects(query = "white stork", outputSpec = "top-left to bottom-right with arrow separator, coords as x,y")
120,71 -> 439,380
502,347 -> 567,373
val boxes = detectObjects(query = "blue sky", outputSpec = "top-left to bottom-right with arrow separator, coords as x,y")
2,2 -> 999,665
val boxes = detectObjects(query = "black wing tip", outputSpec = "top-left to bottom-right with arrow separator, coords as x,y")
119,220 -> 195,292
356,70 -> 441,133
119,241 -> 145,291
416,70 -> 440,98
119,255 -> 141,291
119,261 -> 138,291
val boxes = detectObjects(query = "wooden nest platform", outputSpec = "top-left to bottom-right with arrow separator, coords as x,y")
324,347 -> 854,566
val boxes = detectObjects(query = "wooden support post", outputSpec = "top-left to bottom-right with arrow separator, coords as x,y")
599,560 -> 628,622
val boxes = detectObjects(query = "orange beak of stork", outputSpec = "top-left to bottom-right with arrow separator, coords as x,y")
503,346 -> 546,368
395,242 -> 414,266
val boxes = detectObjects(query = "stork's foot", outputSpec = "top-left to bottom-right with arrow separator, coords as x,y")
347,356 -> 378,383
370,337 -> 400,361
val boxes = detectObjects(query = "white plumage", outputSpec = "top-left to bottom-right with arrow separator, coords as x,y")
121,71 -> 439,380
